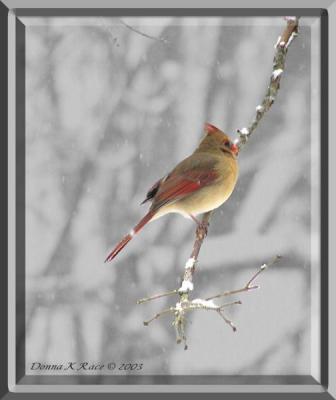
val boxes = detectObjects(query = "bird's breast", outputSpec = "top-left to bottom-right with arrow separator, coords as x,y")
154,155 -> 238,219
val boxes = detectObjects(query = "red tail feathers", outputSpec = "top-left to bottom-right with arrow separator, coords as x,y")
104,210 -> 155,263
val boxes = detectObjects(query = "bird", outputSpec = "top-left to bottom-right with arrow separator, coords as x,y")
105,122 -> 239,263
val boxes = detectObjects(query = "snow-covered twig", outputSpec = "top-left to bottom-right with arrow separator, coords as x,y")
236,16 -> 299,148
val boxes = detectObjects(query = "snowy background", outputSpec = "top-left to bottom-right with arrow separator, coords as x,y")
24,16 -> 319,381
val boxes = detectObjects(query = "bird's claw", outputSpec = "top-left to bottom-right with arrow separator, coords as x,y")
196,221 -> 209,239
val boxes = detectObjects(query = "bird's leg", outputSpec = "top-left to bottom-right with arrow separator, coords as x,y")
188,213 -> 202,226
189,214 -> 209,239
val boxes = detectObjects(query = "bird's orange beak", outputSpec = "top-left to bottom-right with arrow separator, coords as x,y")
230,143 -> 239,156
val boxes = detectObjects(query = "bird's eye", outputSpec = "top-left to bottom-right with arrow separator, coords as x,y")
221,141 -> 231,154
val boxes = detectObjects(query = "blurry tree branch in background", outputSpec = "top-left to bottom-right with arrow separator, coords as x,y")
118,19 -> 169,44
25,22 -> 167,341
138,16 -> 299,349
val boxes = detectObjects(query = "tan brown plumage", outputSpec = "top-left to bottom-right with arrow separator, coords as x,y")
105,123 -> 239,262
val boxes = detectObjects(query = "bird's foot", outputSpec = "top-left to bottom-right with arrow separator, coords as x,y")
189,214 -> 209,239
196,222 -> 209,240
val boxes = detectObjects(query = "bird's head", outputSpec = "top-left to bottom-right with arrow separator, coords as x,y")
197,123 -> 239,157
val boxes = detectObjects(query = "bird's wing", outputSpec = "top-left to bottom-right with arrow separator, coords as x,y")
150,155 -> 219,210
141,178 -> 163,204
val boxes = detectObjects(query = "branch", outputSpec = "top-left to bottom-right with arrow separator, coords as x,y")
179,211 -> 213,291
235,16 -> 299,149
139,255 -> 282,349
205,255 -> 282,301
137,17 -> 298,349
137,211 -> 212,306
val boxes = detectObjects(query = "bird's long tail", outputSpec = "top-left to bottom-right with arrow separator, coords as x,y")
104,210 -> 156,263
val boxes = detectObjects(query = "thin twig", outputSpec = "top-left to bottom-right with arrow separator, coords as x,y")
118,19 -> 168,44
137,289 -> 178,304
245,254 -> 281,287
206,255 -> 282,301
217,310 -> 237,332
219,300 -> 242,309
143,307 -> 175,326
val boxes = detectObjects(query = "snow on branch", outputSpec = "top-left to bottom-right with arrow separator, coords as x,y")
139,255 -> 281,349
236,16 -> 299,148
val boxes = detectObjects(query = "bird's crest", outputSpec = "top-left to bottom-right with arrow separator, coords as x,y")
204,123 -> 231,144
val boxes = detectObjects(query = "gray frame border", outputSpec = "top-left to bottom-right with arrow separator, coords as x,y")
1,0 -> 334,398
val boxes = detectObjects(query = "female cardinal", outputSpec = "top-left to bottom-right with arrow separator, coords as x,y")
105,123 -> 239,262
